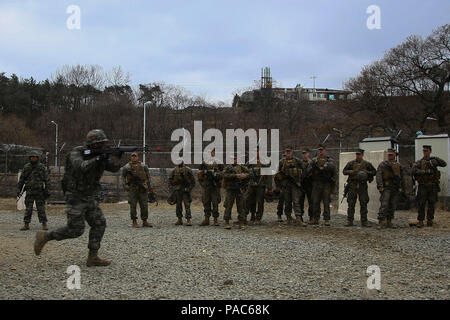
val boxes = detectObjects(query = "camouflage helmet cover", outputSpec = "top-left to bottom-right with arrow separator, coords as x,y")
86,129 -> 109,146
357,170 -> 368,182
29,150 -> 40,158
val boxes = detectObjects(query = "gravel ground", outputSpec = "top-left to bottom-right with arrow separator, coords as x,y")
0,199 -> 449,300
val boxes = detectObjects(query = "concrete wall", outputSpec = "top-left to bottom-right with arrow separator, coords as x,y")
338,151 -> 386,222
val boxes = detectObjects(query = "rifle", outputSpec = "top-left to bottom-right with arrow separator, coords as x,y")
84,145 -> 149,159
341,182 -> 350,204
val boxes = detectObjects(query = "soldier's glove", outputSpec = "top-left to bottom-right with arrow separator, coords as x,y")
377,186 -> 384,193
148,188 -> 154,194
429,159 -> 438,168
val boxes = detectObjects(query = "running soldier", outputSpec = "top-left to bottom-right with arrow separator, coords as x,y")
342,149 -> 376,227
412,145 -> 447,227
34,129 -> 121,267
169,160 -> 196,226
17,150 -> 51,231
376,148 -> 405,229
299,148 -> 313,223
121,152 -> 154,228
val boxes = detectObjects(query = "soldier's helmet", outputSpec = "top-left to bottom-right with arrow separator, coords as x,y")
86,129 -> 109,146
28,150 -> 40,158
357,170 -> 368,182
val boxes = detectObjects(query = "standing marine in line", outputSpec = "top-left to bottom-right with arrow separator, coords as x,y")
412,145 -> 447,227
342,148 -> 376,227
376,148 -> 405,229
198,150 -> 223,226
121,152 -> 154,228
299,148 -> 313,223
169,160 -> 196,226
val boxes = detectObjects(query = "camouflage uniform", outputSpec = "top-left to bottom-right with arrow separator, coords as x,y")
308,155 -> 337,222
169,164 -> 195,219
245,159 -> 273,221
412,156 -> 446,223
299,158 -> 313,220
276,156 -> 305,220
376,159 -> 405,222
342,159 -> 376,222
17,152 -> 50,225
122,161 -> 152,221
223,164 -> 249,222
46,133 -> 121,251
198,159 -> 223,219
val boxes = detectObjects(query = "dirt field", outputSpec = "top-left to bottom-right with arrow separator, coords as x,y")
0,198 -> 449,300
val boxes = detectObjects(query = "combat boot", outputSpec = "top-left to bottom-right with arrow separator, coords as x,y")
238,221 -> 246,230
86,250 -> 111,267
200,217 -> 210,226
426,220 -> 433,227
213,217 -> 219,226
20,223 -> 30,231
361,220 -> 370,228
377,219 -> 385,230
323,220 -> 331,227
417,220 -> 424,228
276,215 -> 283,222
386,218 -> 393,228
254,219 -> 261,225
286,215 -> 293,225
186,218 -> 192,226
224,220 -> 231,229
250,213 -> 256,222
308,217 -> 316,225
34,230 -> 49,255
175,218 -> 183,225
295,216 -> 306,227
345,219 -> 353,227
142,220 -> 153,228
42,223 -> 48,230
132,219 -> 139,228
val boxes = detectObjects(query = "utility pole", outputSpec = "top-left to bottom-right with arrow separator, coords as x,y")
50,121 -> 58,168
143,101 -> 151,164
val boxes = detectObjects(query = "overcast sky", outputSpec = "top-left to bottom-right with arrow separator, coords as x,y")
0,0 -> 448,103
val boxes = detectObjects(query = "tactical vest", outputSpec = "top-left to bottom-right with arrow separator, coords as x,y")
173,166 -> 193,186
126,162 -> 149,190
248,160 -> 268,185
281,157 -> 302,182
382,161 -> 401,187
22,162 -> 47,192
416,158 -> 441,184
223,165 -> 247,189
348,160 -> 368,180
311,156 -> 333,182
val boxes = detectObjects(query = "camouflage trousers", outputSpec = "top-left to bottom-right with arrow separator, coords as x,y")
128,190 -> 149,221
416,184 -> 439,221
175,190 -> 192,219
346,183 -> 369,221
202,186 -> 221,218
282,183 -> 302,217
48,193 -> 106,250
276,191 -> 285,216
311,181 -> 332,221
24,193 -> 47,224
299,182 -> 313,218
378,188 -> 400,221
223,189 -> 247,222
245,185 -> 266,220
